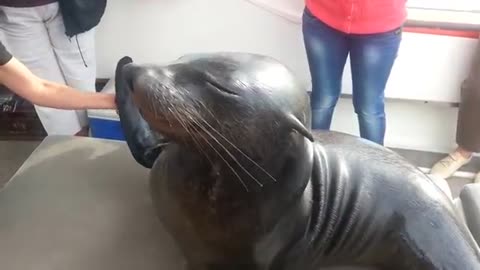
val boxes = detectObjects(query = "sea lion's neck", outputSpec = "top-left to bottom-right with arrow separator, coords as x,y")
166,136 -> 314,217
198,135 -> 313,193
253,139 -> 315,267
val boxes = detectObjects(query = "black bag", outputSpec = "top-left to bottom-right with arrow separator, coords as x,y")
58,0 -> 108,37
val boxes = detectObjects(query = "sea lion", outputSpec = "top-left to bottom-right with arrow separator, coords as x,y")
114,53 -> 480,270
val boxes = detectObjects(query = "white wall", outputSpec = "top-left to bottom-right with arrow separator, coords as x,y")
95,0 -> 309,84
94,0 -> 476,154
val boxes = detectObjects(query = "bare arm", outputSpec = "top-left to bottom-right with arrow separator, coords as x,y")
0,57 -> 116,110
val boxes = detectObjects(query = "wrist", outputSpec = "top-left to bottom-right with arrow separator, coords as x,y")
101,93 -> 116,109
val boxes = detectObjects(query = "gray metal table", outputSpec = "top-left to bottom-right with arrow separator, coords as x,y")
0,136 -> 184,270
0,136 -> 368,270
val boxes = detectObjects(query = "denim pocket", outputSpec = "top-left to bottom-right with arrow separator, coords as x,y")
394,26 -> 403,36
377,26 -> 403,40
302,7 -> 318,23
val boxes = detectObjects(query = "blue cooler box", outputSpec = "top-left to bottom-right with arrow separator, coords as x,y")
87,79 -> 125,141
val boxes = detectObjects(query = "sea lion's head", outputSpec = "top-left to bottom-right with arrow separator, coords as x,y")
117,53 -> 314,190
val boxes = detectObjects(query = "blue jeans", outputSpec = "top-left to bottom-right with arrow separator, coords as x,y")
302,8 -> 402,145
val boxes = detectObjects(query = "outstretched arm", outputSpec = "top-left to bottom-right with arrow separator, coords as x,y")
115,56 -> 167,169
0,57 -> 115,110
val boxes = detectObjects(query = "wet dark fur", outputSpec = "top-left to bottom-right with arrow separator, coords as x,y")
114,53 -> 480,270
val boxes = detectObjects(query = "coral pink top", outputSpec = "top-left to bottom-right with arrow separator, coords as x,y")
305,0 -> 407,34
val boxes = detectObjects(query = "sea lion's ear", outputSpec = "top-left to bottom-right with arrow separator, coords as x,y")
286,113 -> 314,142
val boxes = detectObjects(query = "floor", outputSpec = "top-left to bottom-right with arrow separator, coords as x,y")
0,140 -> 477,197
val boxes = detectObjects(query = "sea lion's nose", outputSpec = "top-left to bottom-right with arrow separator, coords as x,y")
122,63 -> 142,92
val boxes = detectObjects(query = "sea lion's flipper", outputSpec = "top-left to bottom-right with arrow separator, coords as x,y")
115,56 -> 166,169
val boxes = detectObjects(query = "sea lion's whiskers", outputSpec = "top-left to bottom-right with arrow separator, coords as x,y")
152,96 -> 160,119
198,117 -> 277,183
168,107 -> 195,140
191,122 -> 250,192
147,83 -> 162,118
169,107 -> 214,167
199,102 -> 222,127
190,117 -> 264,188
165,98 -> 249,191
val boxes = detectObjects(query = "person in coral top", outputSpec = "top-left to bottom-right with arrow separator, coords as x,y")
302,0 -> 407,145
